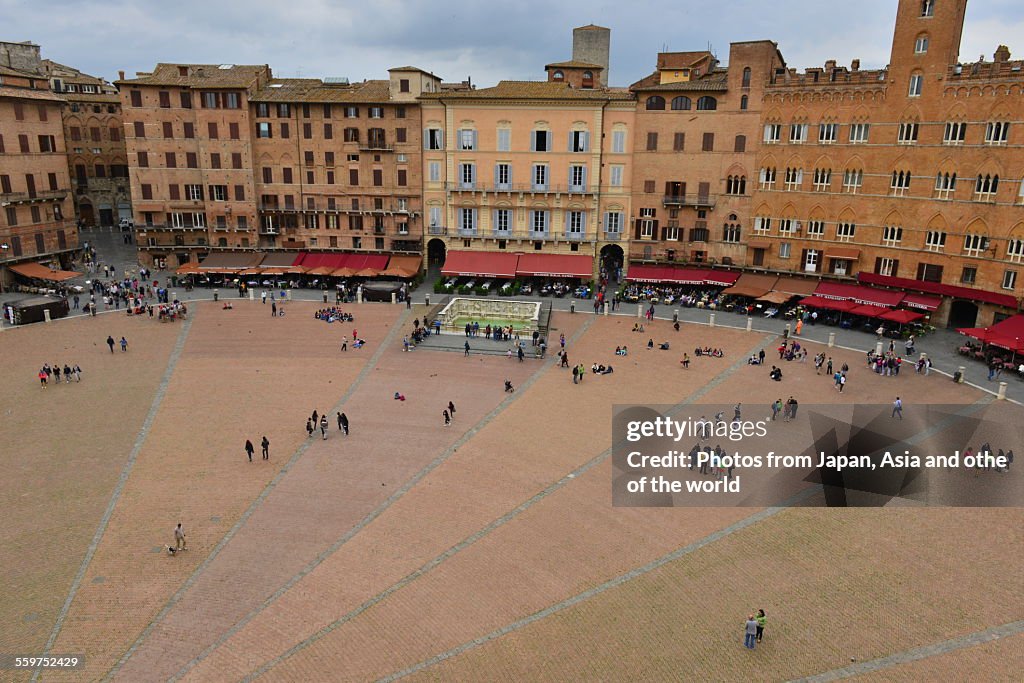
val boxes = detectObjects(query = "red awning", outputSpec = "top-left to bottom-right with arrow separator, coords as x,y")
8,262 -> 82,281
813,282 -> 904,307
857,272 -> 1017,309
296,252 -> 351,270
880,309 -> 925,324
661,268 -> 740,286
901,293 -> 941,311
626,264 -> 674,283
990,313 -> 1024,340
800,295 -> 858,312
516,253 -> 592,279
441,251 -> 519,278
848,303 -> 889,318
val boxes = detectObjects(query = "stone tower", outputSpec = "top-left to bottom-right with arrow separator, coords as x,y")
572,25 -> 610,86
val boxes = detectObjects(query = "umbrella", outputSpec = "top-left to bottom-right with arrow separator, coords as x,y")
880,309 -> 925,324
957,327 -> 996,343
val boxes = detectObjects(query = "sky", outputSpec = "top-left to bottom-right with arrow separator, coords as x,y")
3,0 -> 1021,87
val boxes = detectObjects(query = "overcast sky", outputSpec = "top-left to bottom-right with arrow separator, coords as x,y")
3,0 -> 1020,87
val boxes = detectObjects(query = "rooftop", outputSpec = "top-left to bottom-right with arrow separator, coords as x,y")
420,80 -> 632,101
250,78 -> 392,103
656,51 -> 715,70
545,60 -> 604,70
116,63 -> 269,88
630,69 -> 729,93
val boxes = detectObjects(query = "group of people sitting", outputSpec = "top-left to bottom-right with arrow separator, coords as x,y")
695,347 -> 724,358
647,339 -> 671,351
315,308 -> 354,323
769,365 -> 784,381
631,323 -> 646,333
409,317 -> 433,344
614,345 -> 629,356
590,363 -> 615,375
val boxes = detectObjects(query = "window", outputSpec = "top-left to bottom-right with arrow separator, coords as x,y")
280,122 -> 290,138
723,223 -> 741,243
778,243 -> 792,259
646,132 -> 658,151
185,152 -> 197,168
109,127 -> 120,141
203,92 -> 219,109
399,78 -> 410,93
818,123 -> 838,143
532,164 -> 548,190
344,128 -> 359,143
530,210 -> 548,234
935,172 -> 957,199
276,103 -> 290,118
234,185 -> 245,201
137,151 -> 148,167
303,123 -> 312,139
891,170 -> 912,196
495,163 -> 511,189
701,132 -> 714,151
428,161 -> 441,182
943,121 -> 966,145
369,106 -> 383,119
908,73 -> 923,97
726,175 -> 746,195
345,106 -> 359,118
569,165 -> 586,191
960,267 -> 977,284
836,222 -> 856,241
223,92 -> 240,109
806,220 -> 825,238
4,207 -> 16,227
897,122 -> 919,144
753,217 -> 771,234
992,240 -> 1023,269
192,213 -> 207,228
185,184 -> 204,200
915,34 -> 929,54
778,219 -> 796,235
639,217 -> 654,239
566,210 -> 585,237
734,134 -> 746,153
165,152 -> 177,168
646,96 -> 665,110
232,153 -> 242,169
426,128 -> 443,150
282,168 -> 294,184
671,96 -> 691,110
975,174 -> 999,201
609,165 -> 623,187
459,163 -> 475,189
262,167 -> 273,183
925,230 -> 946,252
1019,179 -> 1024,204
985,122 -> 1010,145
963,233 -> 988,256
130,90 -> 142,107
397,169 -> 407,187
922,0 -> 934,17
612,129 -> 626,153
644,180 -> 656,193
740,95 -> 748,110
1002,270 -> 1017,290
763,123 -> 781,144
497,128 -> 511,152
843,169 -> 863,193
210,185 -> 227,201
257,122 -> 272,138
570,130 -> 589,152
759,167 -> 777,190
742,67 -> 752,87
882,226 -> 903,246
789,123 -> 808,143
784,167 -> 803,191
812,168 -> 831,191
491,208 -> 511,234
532,130 -> 551,152
458,128 -> 477,150
849,123 -> 869,143
140,184 -> 153,200
183,122 -> 194,139
605,211 -> 623,236
38,135 -> 56,152
696,96 -> 717,111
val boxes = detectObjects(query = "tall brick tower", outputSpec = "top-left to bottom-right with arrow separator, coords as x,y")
889,0 -> 968,86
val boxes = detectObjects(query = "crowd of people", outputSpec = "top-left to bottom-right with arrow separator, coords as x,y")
37,362 -> 83,387
314,307 -> 354,324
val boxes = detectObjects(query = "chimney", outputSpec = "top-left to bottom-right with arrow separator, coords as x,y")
824,59 -> 837,71
994,45 -> 1011,63
118,70 -> 125,80
851,59 -> 860,72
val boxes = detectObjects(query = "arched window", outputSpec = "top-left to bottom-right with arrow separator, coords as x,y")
583,71 -> 593,79
915,33 -> 929,54
696,96 -> 717,111
921,0 -> 934,17
671,96 -> 691,110
553,70 -> 564,81
742,67 -> 751,87
740,95 -> 748,110
646,96 -> 666,111
908,72 -> 923,96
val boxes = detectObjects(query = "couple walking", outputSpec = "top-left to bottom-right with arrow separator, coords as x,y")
743,610 -> 767,649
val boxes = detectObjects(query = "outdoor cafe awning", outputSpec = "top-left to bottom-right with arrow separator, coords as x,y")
725,273 -> 778,299
381,255 -> 422,278
800,295 -> 857,313
8,261 -> 82,282
813,282 -> 905,308
441,251 -> 519,278
198,252 -> 261,272
516,253 -> 593,279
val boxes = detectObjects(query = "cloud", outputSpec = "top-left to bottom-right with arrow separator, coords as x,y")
3,0 -> 1021,87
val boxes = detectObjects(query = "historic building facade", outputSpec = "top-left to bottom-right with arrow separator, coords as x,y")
748,0 -> 1024,326
628,41 -> 784,270
0,41 -> 77,285
42,59 -> 131,227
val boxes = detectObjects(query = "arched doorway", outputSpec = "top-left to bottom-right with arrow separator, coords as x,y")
78,200 -> 94,227
948,299 -> 979,328
600,243 -> 624,282
427,238 -> 447,269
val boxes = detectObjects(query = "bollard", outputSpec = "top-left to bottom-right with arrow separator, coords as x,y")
43,308 -> 51,323
391,292 -> 397,304
957,365 -> 965,383
286,289 -> 292,301
249,289 -> 254,301
998,382 -> 1008,400
784,323 -> 791,337
746,317 -> 753,332
425,293 -> 430,306
637,303 -> 643,318
213,289 -> 219,302
673,309 -> 679,323
709,313 -> 716,328
323,291 -> 328,303
603,302 -> 609,316
828,332 -> 836,348
357,288 -> 363,304
875,341 -> 883,355
171,291 -> 177,302
570,300 -> 576,314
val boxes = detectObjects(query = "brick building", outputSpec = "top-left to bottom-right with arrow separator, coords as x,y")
628,41 -> 784,271
42,59 -> 131,227
0,41 -> 77,286
420,25 -> 635,282
117,63 -> 271,269
749,0 -> 1023,326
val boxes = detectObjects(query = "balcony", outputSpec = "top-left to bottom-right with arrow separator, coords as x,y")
564,231 -> 586,241
458,228 -> 478,237
358,142 -> 393,152
492,229 -> 512,238
529,231 -> 549,240
445,182 -> 598,195
1,190 -> 69,205
662,193 -> 715,208
602,230 -> 621,241
428,225 -> 447,235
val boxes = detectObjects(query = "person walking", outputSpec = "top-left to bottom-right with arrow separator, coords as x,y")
892,396 -> 903,420
261,436 -> 270,459
261,290 -> 267,304
572,364 -> 579,384
312,409 -> 319,426
788,396 -> 798,420
339,412 -> 349,435
120,336 -> 128,352
320,415 -> 329,439
245,439 -> 254,462
733,403 -> 742,421
306,418 -> 314,438
681,353 -> 690,369
771,399 -> 781,421
107,335 -> 115,353
173,523 -> 187,552
271,301 -> 277,317
464,340 -> 470,357
448,401 -> 456,419
443,409 -> 451,427
337,411 -> 344,431
755,609 -> 767,643
839,373 -> 847,393
517,345 -> 525,362
744,615 -> 758,649
39,368 -> 48,388
341,337 -> 348,352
